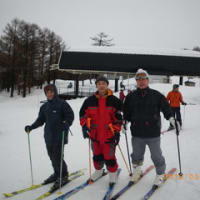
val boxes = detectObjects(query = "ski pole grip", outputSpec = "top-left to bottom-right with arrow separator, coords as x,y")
108,123 -> 115,135
86,118 -> 91,129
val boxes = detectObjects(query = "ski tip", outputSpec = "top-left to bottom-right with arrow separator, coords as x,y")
3,193 -> 12,197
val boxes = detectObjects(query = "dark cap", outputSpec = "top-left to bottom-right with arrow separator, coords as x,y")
173,84 -> 179,89
95,76 -> 109,85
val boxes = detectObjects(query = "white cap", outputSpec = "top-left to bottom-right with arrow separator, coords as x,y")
135,68 -> 149,79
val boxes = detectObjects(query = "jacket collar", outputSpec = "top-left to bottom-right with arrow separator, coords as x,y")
95,88 -> 113,99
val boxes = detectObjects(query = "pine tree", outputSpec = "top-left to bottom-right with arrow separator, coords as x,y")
90,32 -> 114,46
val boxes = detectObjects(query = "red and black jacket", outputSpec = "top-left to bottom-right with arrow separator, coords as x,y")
79,89 -> 123,144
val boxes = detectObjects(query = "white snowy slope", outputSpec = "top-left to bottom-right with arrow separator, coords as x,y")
0,79 -> 200,200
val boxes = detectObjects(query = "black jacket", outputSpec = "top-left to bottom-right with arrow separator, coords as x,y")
123,87 -> 173,138
31,85 -> 74,145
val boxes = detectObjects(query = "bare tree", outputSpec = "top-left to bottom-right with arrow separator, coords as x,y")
90,32 -> 114,46
0,19 -> 22,97
0,18 -> 66,97
193,46 -> 200,52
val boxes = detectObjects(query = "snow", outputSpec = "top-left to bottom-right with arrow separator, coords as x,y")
0,77 -> 200,200
69,46 -> 200,58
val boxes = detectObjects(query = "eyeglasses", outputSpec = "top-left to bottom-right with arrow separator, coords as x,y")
135,76 -> 148,80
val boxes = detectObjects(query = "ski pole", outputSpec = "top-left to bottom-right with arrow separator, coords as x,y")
58,131 -> 65,194
108,122 -> 132,176
183,105 -> 186,129
124,128 -> 133,176
68,127 -> 73,136
27,133 -> 34,186
63,121 -> 73,136
117,144 -> 131,175
175,119 -> 183,176
88,138 -> 93,184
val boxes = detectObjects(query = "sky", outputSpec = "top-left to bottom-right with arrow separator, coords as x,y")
1,0 -> 200,50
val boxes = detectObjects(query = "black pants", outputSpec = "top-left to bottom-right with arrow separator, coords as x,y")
46,144 -> 68,178
171,107 -> 182,126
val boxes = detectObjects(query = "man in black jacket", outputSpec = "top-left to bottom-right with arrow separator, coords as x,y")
123,69 -> 175,186
25,84 -> 74,189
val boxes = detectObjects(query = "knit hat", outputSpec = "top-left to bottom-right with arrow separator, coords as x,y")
95,76 -> 109,85
173,84 -> 179,90
135,68 -> 149,79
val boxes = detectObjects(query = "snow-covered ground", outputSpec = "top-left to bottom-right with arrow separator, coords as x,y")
0,78 -> 200,200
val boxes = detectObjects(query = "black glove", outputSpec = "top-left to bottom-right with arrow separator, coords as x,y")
82,124 -> 90,139
25,125 -> 32,133
62,121 -> 69,130
107,132 -> 120,145
182,102 -> 187,105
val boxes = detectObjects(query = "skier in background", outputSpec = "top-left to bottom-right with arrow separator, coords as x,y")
166,84 -> 187,130
119,89 -> 126,102
80,76 -> 122,186
25,84 -> 74,190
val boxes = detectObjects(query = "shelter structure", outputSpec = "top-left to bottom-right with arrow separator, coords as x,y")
55,47 -> 200,99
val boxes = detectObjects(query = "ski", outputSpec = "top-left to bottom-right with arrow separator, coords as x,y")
142,168 -> 177,200
110,165 -> 154,200
35,170 -> 84,200
103,168 -> 121,200
54,169 -> 108,200
3,168 -> 86,198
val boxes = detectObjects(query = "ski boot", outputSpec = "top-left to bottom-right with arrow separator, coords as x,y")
109,170 -> 118,187
50,174 -> 69,192
43,173 -> 57,184
131,165 -> 142,182
91,169 -> 104,181
153,174 -> 164,186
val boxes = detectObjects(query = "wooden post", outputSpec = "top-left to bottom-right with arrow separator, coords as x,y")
179,76 -> 183,85
115,78 -> 119,92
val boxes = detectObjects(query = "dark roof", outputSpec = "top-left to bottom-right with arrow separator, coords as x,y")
59,50 -> 200,76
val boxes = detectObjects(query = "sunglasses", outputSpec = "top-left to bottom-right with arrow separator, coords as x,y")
135,76 -> 148,80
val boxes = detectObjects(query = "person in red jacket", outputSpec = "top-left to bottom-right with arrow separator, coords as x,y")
119,89 -> 126,102
79,76 -> 122,186
166,84 -> 187,130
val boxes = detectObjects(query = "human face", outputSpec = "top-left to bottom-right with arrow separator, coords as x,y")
96,81 -> 108,96
136,73 -> 149,89
46,90 -> 55,100
174,88 -> 179,92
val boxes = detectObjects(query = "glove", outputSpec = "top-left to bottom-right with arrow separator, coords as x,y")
25,125 -> 32,133
182,102 -> 187,105
107,132 -> 120,145
62,121 -> 69,129
82,124 -> 90,139
169,117 -> 180,133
